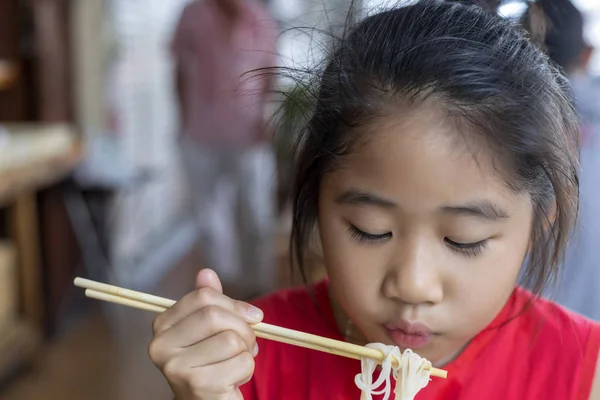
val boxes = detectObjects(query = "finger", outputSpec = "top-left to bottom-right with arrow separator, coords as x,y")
157,307 -> 257,351
233,387 -> 244,399
188,351 -> 255,394
153,287 -> 263,335
195,268 -> 223,293
165,329 -> 258,368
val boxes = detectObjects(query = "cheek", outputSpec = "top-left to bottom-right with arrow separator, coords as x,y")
318,207 -> 386,313
445,223 -> 530,336
449,239 -> 525,297
449,201 -> 532,295
319,213 -> 370,284
448,255 -> 521,319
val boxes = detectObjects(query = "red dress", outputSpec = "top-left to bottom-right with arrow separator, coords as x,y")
240,279 -> 600,400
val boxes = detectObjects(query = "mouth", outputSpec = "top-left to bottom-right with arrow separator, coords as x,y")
384,320 -> 433,350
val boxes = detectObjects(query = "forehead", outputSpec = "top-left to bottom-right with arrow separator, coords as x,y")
327,106 -> 523,210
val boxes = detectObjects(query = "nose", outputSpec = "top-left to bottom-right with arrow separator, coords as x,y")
382,238 -> 443,306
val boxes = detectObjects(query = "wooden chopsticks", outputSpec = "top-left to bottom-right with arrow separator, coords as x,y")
74,277 -> 448,379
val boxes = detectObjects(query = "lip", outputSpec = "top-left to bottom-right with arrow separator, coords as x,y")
384,320 -> 433,349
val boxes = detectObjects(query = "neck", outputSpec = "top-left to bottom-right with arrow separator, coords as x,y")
328,285 -> 367,345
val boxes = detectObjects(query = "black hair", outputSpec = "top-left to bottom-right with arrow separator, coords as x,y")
539,0 -> 587,70
284,0 -> 580,297
522,0 -> 587,72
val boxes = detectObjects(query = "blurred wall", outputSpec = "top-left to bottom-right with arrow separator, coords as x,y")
71,0 -> 108,136
69,0 -> 359,290
71,0 -> 194,289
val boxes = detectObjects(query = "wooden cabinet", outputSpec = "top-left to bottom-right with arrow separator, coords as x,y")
0,126 -> 82,382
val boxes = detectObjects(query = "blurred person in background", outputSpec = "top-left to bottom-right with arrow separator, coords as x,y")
526,0 -> 600,319
170,0 -> 279,297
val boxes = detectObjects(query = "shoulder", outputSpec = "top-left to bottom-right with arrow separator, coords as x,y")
513,287 -> 600,352
251,285 -> 312,321
513,288 -> 600,399
244,281 -> 345,399
250,280 -> 336,335
248,280 -> 342,363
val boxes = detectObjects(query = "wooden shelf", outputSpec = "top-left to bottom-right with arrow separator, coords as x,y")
0,319 -> 41,382
0,125 -> 84,384
0,60 -> 18,91
0,141 -> 83,207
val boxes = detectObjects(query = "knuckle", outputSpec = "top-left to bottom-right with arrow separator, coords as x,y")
152,315 -> 164,335
162,358 -> 184,381
239,351 -> 255,373
244,326 -> 258,343
194,287 -> 215,307
147,338 -> 165,366
222,331 -> 246,353
201,304 -> 223,325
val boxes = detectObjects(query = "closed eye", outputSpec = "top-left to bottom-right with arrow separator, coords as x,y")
444,237 -> 488,257
348,224 -> 392,243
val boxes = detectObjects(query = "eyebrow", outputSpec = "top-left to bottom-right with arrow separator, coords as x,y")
442,201 -> 509,220
336,189 -> 397,208
336,189 -> 509,220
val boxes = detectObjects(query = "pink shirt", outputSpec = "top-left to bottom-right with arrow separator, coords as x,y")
170,0 -> 278,147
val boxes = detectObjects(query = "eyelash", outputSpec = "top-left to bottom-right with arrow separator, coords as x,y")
348,225 -> 489,257
444,238 -> 489,257
348,225 -> 392,242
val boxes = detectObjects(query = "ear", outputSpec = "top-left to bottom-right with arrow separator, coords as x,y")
525,201 -> 557,255
543,200 -> 557,230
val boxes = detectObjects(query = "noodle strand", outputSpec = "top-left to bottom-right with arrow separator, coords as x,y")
355,344 -> 432,400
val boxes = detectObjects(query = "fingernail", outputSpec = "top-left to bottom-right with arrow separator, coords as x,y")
244,304 -> 263,321
253,343 -> 259,357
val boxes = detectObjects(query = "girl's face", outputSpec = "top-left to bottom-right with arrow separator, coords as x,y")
318,106 -> 533,366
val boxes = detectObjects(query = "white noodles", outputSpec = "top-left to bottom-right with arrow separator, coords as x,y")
355,344 -> 432,400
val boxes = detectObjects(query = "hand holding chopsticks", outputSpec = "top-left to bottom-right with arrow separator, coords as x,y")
74,277 -> 447,379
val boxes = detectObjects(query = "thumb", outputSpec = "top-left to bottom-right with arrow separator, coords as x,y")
195,268 -> 223,293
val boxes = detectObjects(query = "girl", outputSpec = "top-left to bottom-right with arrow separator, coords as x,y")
149,1 -> 600,399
